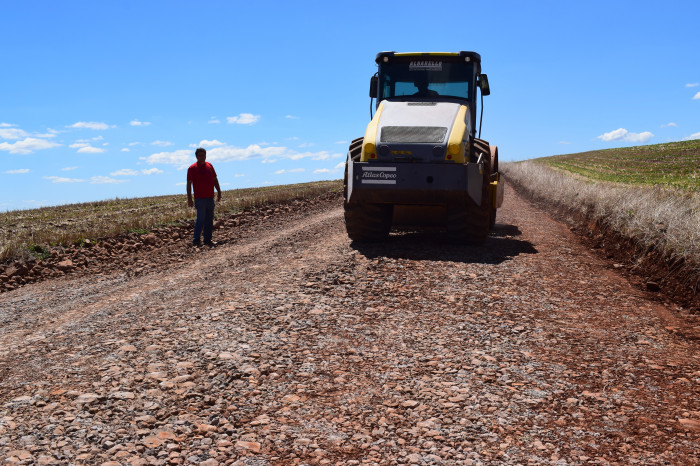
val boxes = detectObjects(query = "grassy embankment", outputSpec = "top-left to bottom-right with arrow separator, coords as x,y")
0,180 -> 342,263
501,140 -> 700,275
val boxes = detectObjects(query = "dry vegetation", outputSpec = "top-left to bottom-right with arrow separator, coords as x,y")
501,159 -> 700,275
0,181 -> 341,263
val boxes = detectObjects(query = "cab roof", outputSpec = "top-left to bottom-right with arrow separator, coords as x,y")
375,51 -> 482,64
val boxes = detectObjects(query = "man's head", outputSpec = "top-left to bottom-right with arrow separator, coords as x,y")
195,147 -> 206,165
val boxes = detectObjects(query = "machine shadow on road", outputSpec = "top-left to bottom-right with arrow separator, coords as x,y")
351,223 -> 537,265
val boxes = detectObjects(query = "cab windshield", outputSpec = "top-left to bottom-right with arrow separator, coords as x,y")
378,59 -> 474,100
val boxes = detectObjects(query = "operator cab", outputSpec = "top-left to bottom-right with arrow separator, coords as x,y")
370,52 -> 489,139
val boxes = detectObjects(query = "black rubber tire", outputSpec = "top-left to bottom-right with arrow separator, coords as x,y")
343,137 -> 363,201
446,144 -> 491,244
344,203 -> 393,241
488,145 -> 499,230
344,137 -> 392,241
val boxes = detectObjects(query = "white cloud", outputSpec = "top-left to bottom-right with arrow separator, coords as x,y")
141,168 -> 163,175
130,119 -> 151,126
151,140 -> 173,147
693,92 -> 700,100
0,127 -> 29,139
335,140 -> 348,144
211,144 -> 286,161
227,113 -> 260,125
558,141 -> 571,145
128,142 -> 140,146
77,146 -> 105,154
661,122 -> 678,128
682,132 -> 700,141
198,139 -> 225,147
90,176 -> 127,184
0,123 -> 14,127
33,132 -> 57,138
142,149 -> 193,169
208,118 -> 221,124
287,150 -> 344,161
686,83 -> 699,88
69,121 -> 110,130
71,137 -> 103,148
315,163 -> 345,175
597,128 -> 653,144
285,115 -> 300,119
5,169 -> 30,174
234,173 -> 245,178
121,148 -> 130,152
142,144 -> 344,169
110,169 -> 139,176
44,176 -> 85,183
62,166 -> 78,171
274,168 -> 306,175
597,128 -> 627,141
0,137 -> 61,154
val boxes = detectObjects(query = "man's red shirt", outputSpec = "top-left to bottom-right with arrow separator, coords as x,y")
187,162 -> 217,199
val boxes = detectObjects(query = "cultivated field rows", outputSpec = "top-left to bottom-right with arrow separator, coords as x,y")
0,181 -> 339,263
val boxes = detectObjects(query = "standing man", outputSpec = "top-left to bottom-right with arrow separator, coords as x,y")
187,147 -> 222,247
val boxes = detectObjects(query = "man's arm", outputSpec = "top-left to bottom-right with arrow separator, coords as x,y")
214,177 -> 222,202
187,180 -> 194,207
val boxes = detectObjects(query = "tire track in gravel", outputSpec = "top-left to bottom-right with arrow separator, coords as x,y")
0,205 -> 344,380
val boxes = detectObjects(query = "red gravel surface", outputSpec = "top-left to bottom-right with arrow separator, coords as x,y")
1,186 -> 698,464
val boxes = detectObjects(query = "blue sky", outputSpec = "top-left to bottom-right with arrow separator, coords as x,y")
2,0 -> 699,211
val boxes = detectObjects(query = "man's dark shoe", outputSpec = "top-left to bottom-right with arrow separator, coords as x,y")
192,241 -> 202,247
204,241 -> 217,247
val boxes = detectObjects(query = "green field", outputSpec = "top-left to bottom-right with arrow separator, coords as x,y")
0,181 -> 342,263
536,139 -> 700,191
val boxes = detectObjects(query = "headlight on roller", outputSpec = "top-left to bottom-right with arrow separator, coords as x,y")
446,142 -> 463,161
363,142 -> 377,160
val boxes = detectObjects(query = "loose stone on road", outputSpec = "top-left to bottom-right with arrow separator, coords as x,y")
0,186 -> 698,464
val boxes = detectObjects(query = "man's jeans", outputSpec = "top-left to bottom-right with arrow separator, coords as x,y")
193,197 -> 215,244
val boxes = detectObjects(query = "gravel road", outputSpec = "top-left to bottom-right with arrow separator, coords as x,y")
1,186 -> 698,465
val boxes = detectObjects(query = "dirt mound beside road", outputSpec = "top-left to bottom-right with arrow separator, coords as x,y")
0,191 -> 340,293
1,185 -> 698,463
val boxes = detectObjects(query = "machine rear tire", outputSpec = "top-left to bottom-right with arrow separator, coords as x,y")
488,145 -> 499,229
446,200 -> 489,244
489,207 -> 497,229
446,146 -> 491,244
344,203 -> 393,241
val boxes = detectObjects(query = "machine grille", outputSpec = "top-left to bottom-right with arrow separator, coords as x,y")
380,126 -> 447,143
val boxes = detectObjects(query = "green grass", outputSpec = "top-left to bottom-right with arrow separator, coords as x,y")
535,139 -> 700,191
0,180 -> 342,263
